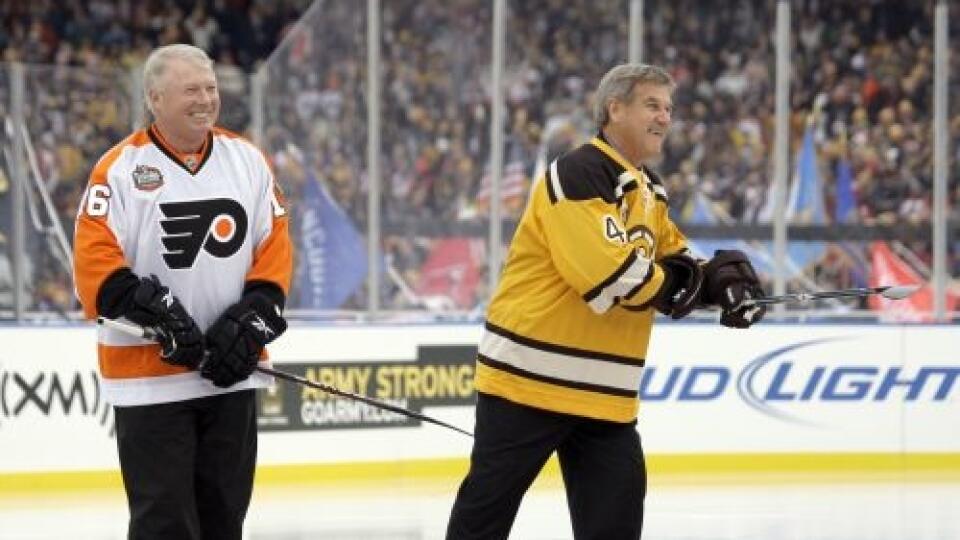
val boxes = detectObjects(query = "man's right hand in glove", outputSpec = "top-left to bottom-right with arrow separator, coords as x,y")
651,251 -> 704,320
201,294 -> 287,388
124,275 -> 205,368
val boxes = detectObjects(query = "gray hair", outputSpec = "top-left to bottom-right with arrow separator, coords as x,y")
593,63 -> 675,127
143,44 -> 214,115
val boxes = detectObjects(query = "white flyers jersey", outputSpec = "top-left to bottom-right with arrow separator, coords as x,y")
73,125 -> 293,406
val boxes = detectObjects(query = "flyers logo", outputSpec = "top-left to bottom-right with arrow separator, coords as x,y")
159,199 -> 248,269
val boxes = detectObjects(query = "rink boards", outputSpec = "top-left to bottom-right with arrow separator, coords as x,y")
0,322 -> 957,490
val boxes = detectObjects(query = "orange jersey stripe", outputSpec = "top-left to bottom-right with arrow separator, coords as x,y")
73,131 -> 151,319
246,214 -> 293,295
98,343 -> 191,379
98,343 -> 272,379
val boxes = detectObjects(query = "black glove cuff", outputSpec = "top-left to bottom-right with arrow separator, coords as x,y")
124,275 -> 169,327
653,253 -> 704,319
227,293 -> 287,346
96,268 -> 140,319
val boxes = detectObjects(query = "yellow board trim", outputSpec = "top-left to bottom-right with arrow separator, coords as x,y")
0,469 -> 125,493
645,452 -> 960,485
2,453 -> 959,496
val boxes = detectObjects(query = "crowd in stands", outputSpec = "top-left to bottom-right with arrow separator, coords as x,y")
266,0 -> 957,312
644,0 -> 952,306
0,0 -> 956,316
652,0 -> 939,224
0,0 -> 310,314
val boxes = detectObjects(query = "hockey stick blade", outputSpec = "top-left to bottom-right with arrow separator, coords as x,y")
752,284 -> 920,306
97,317 -> 473,437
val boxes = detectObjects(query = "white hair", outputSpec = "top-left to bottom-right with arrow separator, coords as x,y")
593,63 -> 675,127
143,44 -> 214,115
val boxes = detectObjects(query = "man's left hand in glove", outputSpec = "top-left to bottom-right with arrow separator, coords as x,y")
701,249 -> 767,328
201,294 -> 287,388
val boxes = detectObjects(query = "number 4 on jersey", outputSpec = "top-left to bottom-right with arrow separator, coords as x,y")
603,215 -> 626,244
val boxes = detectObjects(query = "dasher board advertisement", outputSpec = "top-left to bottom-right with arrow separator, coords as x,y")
0,324 -> 956,473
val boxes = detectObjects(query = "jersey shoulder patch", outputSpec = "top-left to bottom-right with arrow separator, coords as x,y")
546,144 -> 621,204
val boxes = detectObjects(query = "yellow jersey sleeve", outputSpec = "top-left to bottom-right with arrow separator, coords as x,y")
536,159 -> 667,315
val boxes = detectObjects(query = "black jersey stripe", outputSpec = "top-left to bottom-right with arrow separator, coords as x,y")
484,321 -> 645,367
625,225 -> 646,239
623,262 -> 656,300
478,354 -> 638,398
582,250 -> 639,303
545,163 -> 558,204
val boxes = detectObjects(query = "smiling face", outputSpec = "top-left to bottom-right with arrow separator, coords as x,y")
604,83 -> 673,164
148,57 -> 220,152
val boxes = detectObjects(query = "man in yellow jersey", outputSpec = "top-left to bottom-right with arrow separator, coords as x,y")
74,44 -> 292,539
445,63 -> 765,540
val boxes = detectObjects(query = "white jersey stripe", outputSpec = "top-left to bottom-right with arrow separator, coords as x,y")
549,159 -> 565,201
586,252 -> 653,314
102,370 -> 273,407
615,171 -> 637,198
478,329 -> 642,393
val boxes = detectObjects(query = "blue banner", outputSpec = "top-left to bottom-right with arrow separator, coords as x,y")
783,125 -> 827,270
834,157 -> 856,223
786,126 -> 826,224
295,173 -> 367,309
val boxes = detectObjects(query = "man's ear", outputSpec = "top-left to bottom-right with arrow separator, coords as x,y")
607,99 -> 623,124
147,88 -> 161,115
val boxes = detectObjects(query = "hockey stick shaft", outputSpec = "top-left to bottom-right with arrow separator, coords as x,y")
254,365 -> 473,437
96,317 -> 473,437
751,284 -> 919,306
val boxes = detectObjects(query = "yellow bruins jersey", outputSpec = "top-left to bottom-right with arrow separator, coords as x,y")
474,135 -> 689,423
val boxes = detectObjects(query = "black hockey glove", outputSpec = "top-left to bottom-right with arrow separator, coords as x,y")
124,275 -> 205,368
201,294 -> 287,388
702,250 -> 767,328
651,252 -> 703,320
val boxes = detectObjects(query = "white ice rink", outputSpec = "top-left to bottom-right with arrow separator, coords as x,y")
2,476 -> 958,540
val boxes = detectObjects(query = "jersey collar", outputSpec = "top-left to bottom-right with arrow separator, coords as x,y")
148,124 -> 214,175
591,133 -> 644,199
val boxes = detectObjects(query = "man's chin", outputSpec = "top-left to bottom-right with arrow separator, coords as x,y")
187,122 -> 214,134
639,144 -> 663,161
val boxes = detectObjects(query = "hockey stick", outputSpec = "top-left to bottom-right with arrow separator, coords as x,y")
751,284 -> 920,306
97,317 -> 473,437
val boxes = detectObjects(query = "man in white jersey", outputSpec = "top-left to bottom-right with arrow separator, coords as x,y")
73,44 -> 293,539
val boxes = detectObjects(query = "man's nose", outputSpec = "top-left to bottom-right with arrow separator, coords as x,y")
198,90 -> 216,105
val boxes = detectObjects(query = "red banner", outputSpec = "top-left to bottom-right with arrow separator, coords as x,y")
868,241 -> 954,322
415,238 -> 485,309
